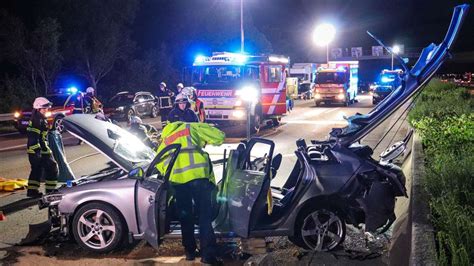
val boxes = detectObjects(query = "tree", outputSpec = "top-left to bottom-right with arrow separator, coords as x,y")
59,0 -> 139,94
0,11 -> 62,95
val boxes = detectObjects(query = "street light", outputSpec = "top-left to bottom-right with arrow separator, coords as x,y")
391,45 -> 400,70
313,23 -> 336,64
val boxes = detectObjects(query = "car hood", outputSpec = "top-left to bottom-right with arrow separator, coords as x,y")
333,4 -> 469,146
63,114 -> 155,172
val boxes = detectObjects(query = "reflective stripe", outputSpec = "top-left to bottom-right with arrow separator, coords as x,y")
45,180 -> 57,185
41,150 -> 52,154
173,162 -> 208,174
164,127 -> 191,145
28,180 -> 40,185
27,185 -> 39,190
28,144 -> 41,150
27,127 -> 41,134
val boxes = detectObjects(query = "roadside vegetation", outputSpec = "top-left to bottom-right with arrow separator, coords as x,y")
408,79 -> 474,265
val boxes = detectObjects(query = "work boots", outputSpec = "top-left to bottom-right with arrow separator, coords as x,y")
26,189 -> 43,198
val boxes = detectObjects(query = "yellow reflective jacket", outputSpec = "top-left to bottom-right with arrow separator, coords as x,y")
156,122 -> 225,184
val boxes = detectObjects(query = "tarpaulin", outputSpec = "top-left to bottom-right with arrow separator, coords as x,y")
48,131 -> 75,182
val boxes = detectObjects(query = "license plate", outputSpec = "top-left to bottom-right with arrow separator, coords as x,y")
21,121 -> 29,125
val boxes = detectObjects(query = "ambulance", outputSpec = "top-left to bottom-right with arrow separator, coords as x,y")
313,61 -> 359,106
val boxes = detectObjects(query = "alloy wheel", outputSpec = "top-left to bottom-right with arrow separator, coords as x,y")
76,209 -> 117,250
54,117 -> 65,133
301,209 -> 345,251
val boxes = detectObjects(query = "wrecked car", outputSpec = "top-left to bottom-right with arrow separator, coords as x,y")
39,4 -> 469,253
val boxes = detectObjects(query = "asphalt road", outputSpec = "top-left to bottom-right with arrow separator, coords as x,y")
0,94 -> 409,264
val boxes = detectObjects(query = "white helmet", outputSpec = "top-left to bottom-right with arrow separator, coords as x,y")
174,93 -> 189,104
177,83 -> 184,89
86,87 -> 95,94
160,82 -> 167,88
33,97 -> 52,109
130,116 -> 143,125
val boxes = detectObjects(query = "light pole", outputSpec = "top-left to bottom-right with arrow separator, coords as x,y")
313,23 -> 336,64
391,45 -> 400,70
240,0 -> 244,53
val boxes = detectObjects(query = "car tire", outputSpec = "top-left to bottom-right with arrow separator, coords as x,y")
72,202 -> 125,253
251,105 -> 262,134
314,101 -> 319,107
150,106 -> 159,118
290,206 -> 346,251
53,116 -> 66,134
271,117 -> 280,127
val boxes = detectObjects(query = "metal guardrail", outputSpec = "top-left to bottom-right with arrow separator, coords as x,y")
0,113 -> 14,122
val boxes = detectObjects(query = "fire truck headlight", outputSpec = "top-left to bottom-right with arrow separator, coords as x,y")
236,86 -> 258,103
337,93 -> 345,100
232,110 -> 245,118
314,94 -> 321,99
14,111 -> 21,118
338,89 -> 344,93
235,99 -> 243,107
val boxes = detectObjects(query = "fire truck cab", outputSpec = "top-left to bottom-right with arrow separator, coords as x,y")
314,61 -> 359,106
191,52 -> 289,130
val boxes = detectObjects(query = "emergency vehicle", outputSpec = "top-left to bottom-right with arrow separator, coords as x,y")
191,52 -> 289,130
314,61 -> 359,106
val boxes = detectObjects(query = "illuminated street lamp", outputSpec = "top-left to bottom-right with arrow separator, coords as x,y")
313,23 -> 336,64
391,45 -> 400,70
236,85 -> 258,139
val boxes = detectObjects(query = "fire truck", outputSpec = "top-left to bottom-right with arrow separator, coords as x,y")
314,61 -> 359,106
191,52 -> 289,130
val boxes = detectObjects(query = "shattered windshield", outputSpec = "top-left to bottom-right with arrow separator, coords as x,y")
112,130 -> 155,165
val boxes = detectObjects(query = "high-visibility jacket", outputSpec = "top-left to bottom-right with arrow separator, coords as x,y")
27,110 -> 51,155
156,122 -> 225,184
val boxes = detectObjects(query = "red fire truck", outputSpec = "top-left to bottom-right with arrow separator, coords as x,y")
191,52 -> 289,131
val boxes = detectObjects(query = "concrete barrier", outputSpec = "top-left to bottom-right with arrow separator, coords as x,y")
410,133 -> 437,265
0,113 -> 14,122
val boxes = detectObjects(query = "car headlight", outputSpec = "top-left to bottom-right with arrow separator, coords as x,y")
43,193 -> 63,204
337,93 -> 345,100
235,86 -> 258,103
14,111 -> 21,118
232,110 -> 245,118
314,94 -> 321,99
116,106 -> 124,111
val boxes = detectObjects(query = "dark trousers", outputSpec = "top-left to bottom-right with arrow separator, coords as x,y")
160,108 -> 171,127
28,154 -> 59,192
173,179 -> 216,260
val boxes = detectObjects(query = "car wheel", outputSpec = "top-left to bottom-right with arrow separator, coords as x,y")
72,202 -> 125,253
251,113 -> 261,133
126,109 -> 135,122
53,116 -> 66,134
150,106 -> 159,118
291,206 -> 346,251
271,117 -> 280,127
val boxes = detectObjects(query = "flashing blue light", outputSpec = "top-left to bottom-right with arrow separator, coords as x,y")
337,66 -> 347,72
381,76 -> 395,83
67,87 -> 78,94
195,55 -> 206,63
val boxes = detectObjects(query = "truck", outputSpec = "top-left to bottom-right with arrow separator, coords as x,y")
313,61 -> 359,106
289,63 -> 318,99
191,52 -> 289,130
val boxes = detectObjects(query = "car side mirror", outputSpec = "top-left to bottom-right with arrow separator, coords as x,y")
128,167 -> 144,180
271,153 -> 282,171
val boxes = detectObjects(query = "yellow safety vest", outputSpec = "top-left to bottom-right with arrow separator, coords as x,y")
156,122 -> 225,184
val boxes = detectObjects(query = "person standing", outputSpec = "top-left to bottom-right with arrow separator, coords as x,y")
156,122 -> 225,264
83,87 -> 103,114
156,82 -> 174,127
168,93 -> 199,123
26,97 -> 59,198
176,83 -> 184,95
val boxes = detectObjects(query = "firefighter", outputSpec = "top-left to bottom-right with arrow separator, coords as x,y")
156,82 -> 174,127
26,97 -> 59,198
188,89 -> 206,123
156,122 -> 225,264
168,93 -> 199,123
84,87 -> 103,114
128,116 -> 159,148
176,83 -> 184,94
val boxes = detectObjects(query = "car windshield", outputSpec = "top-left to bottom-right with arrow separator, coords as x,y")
192,65 -> 259,86
112,129 -> 155,165
109,93 -> 134,104
299,83 -> 312,92
316,72 -> 346,84
48,95 -> 70,107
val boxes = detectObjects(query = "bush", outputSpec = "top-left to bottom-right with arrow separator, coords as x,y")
409,79 -> 474,265
0,76 -> 37,113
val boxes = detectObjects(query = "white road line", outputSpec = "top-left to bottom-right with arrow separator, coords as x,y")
0,136 -> 75,152
0,132 -> 20,137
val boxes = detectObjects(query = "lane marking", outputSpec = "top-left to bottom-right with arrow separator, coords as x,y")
0,132 -> 20,137
0,136 -> 75,152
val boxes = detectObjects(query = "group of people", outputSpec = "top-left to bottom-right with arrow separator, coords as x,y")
26,82 -> 223,264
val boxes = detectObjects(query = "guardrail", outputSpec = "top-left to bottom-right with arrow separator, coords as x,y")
0,113 -> 14,122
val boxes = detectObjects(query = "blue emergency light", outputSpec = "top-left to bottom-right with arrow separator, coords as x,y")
67,87 -> 78,94
381,76 -> 395,83
195,55 -> 206,63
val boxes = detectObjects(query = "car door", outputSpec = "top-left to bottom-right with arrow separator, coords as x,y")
144,94 -> 154,115
135,144 -> 181,248
134,95 -> 146,115
218,138 -> 275,237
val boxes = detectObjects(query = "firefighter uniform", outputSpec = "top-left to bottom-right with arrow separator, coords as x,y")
27,110 -> 59,196
156,122 -> 225,262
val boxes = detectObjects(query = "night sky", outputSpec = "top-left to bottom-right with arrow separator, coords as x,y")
2,0 -> 473,70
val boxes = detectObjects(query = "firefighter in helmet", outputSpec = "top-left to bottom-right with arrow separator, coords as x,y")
168,93 -> 199,123
156,122 -> 225,264
26,97 -> 59,198
128,116 -> 159,148
156,82 -> 174,127
176,83 -> 184,94
182,87 -> 206,123
84,87 -> 103,114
